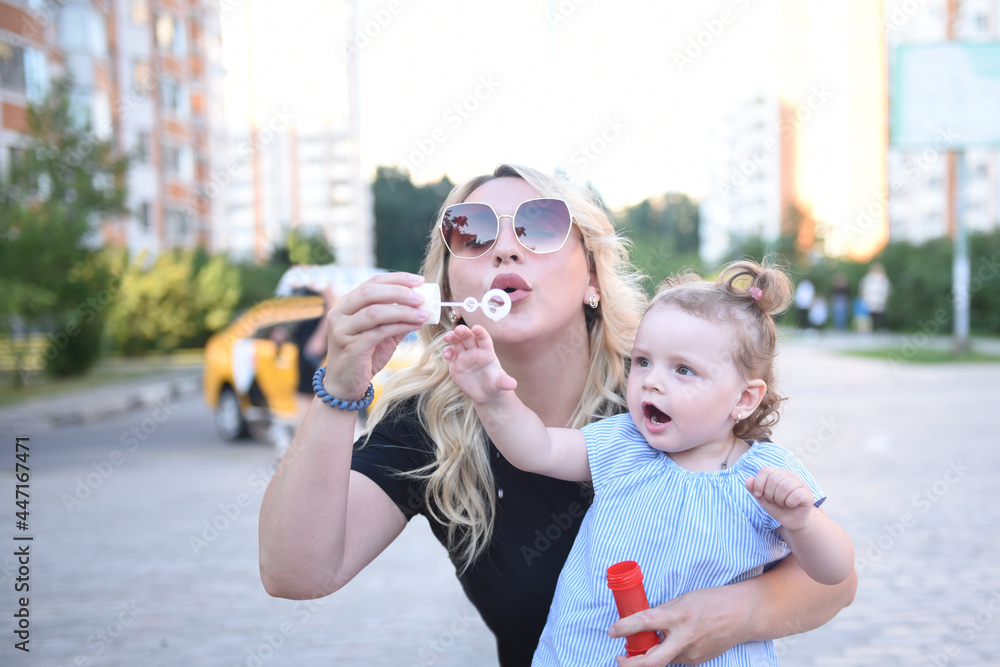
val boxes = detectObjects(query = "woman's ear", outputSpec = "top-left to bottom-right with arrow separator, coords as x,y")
733,379 -> 766,420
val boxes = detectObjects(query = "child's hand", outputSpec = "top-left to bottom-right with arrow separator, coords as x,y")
745,467 -> 815,532
443,324 -> 517,404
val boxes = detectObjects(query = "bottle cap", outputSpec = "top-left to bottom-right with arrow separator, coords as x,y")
414,282 -> 442,324
606,560 -> 643,590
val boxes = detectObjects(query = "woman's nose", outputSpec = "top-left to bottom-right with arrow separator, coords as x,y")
491,214 -> 522,263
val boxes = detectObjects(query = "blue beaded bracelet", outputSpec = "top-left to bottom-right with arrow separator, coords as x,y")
312,366 -> 374,411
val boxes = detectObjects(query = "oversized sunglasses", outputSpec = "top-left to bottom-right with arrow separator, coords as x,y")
439,198 -> 576,259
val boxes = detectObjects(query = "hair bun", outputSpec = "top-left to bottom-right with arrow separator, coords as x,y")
718,259 -> 793,317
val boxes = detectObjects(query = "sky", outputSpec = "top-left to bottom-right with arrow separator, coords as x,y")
352,0 -> 789,209
221,0 -> 888,253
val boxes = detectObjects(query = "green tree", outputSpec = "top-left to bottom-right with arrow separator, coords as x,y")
107,250 -> 241,355
194,253 -> 242,335
0,76 -> 129,378
372,166 -> 452,272
287,227 -> 335,266
616,193 -> 702,293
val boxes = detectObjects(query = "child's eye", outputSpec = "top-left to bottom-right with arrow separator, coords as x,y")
676,365 -> 695,376
635,357 -> 650,368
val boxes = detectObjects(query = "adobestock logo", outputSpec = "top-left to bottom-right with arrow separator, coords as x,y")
344,0 -> 410,58
61,395 -> 179,514
854,459 -> 969,575
569,116 -> 628,176
842,126 -> 958,248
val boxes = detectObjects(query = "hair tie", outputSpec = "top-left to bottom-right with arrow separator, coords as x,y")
748,287 -> 763,301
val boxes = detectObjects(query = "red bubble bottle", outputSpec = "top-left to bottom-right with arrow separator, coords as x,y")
606,560 -> 661,657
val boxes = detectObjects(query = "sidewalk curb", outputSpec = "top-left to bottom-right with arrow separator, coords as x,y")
0,371 -> 203,434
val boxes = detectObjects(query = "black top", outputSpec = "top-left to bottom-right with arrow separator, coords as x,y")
351,399 -> 594,667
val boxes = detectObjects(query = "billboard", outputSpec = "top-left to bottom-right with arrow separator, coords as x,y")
890,42 -> 1000,149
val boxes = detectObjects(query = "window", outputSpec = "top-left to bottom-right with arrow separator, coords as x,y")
135,132 -> 151,162
164,207 -> 189,246
159,78 -> 189,118
133,59 -> 153,96
161,145 -> 194,180
58,6 -> 107,56
92,93 -> 111,139
172,20 -> 187,57
138,202 -> 151,230
131,0 -> 150,23
155,14 -> 187,56
23,49 -> 46,102
0,42 -> 44,98
162,145 -> 180,176
0,42 -> 26,92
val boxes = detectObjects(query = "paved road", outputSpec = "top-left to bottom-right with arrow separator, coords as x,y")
0,338 -> 998,666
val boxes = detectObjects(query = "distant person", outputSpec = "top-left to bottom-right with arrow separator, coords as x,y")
268,286 -> 337,455
860,263 -> 891,332
794,278 -> 815,328
830,272 -> 850,331
853,296 -> 871,334
808,294 -> 828,330
258,164 -> 857,666
293,285 -> 335,413
445,259 -> 855,665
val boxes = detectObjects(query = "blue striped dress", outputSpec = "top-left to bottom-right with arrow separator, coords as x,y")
532,414 -> 825,666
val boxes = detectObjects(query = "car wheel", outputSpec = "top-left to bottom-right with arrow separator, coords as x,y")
216,386 -> 250,441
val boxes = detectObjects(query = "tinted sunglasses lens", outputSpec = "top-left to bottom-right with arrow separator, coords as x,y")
514,199 -> 573,253
441,203 -> 498,258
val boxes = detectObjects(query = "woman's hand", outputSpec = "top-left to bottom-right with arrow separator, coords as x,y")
322,272 -> 428,399
607,553 -> 856,666
609,584 -> 750,666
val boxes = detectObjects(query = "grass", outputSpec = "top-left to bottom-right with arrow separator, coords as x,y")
0,350 -> 203,406
844,347 -> 1000,364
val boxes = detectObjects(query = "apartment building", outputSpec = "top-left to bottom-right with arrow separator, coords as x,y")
215,0 -> 373,266
700,1 -> 887,262
699,96 -> 800,264
0,0 -> 225,256
0,1 -> 57,174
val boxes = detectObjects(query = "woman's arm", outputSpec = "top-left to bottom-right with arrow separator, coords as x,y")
608,553 -> 857,667
259,273 -> 428,598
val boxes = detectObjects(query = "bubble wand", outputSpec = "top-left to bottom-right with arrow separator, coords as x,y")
415,283 -> 512,324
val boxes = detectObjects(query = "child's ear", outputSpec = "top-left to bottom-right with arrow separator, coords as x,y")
733,379 -> 766,420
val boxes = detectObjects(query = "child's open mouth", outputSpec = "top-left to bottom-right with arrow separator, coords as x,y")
643,403 -> 672,428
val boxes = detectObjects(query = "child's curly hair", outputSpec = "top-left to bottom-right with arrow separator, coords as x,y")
649,258 -> 794,442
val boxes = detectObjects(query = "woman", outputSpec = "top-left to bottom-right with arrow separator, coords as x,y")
258,164 -> 856,666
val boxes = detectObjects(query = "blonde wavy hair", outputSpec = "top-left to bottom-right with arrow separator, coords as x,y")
363,164 -> 646,573
650,258 -> 794,442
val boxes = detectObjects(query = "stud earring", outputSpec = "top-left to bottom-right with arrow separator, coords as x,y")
448,309 -> 459,325
735,413 -> 742,422
589,293 -> 600,309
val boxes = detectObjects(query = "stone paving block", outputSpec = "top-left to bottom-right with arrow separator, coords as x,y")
2,342 -> 999,665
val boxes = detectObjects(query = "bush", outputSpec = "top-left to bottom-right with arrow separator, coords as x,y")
107,250 -> 241,355
44,312 -> 106,377
877,231 -> 999,336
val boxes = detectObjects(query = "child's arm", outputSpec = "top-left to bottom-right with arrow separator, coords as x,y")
746,467 -> 855,585
443,325 -> 590,482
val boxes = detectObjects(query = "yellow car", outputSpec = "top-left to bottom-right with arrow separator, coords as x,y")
203,295 -> 420,441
